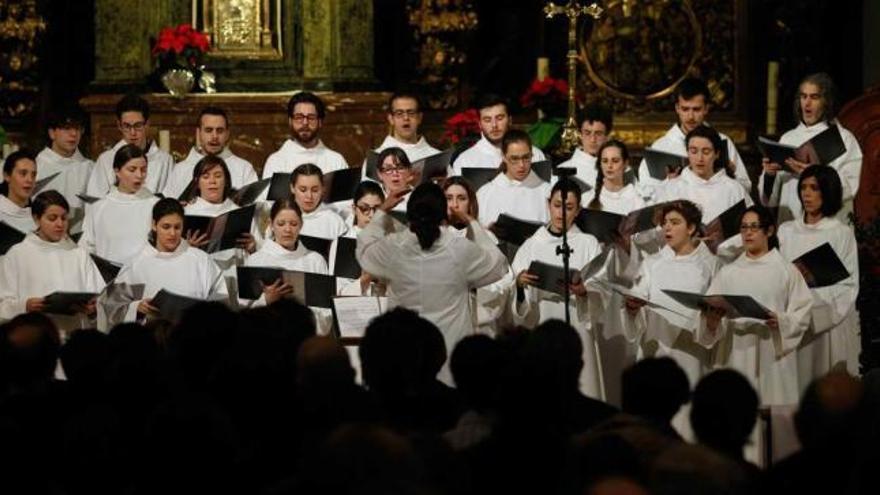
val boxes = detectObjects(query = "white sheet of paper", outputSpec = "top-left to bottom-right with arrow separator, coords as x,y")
333,296 -> 388,338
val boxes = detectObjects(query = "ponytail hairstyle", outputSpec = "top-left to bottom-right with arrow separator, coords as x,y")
148,197 -> 185,246
112,143 -> 147,186
589,139 -> 629,210
189,155 -> 232,203
441,175 -> 479,219
685,126 -> 733,178
499,129 -> 532,173
658,199 -> 704,238
740,204 -> 779,250
407,182 -> 447,250
270,196 -> 302,223
31,190 -> 70,219
1,149 -> 36,197
289,163 -> 324,205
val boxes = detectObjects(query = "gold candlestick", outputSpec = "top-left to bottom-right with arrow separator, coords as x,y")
544,1 -> 604,153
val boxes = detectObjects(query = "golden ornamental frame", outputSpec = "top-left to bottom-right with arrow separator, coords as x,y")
192,0 -> 283,60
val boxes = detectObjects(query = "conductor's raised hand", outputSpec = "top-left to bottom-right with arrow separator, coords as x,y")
380,186 -> 412,212
448,207 -> 473,226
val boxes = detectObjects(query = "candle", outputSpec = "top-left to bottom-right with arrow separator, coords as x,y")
537,57 -> 550,81
158,129 -> 171,153
766,61 -> 779,135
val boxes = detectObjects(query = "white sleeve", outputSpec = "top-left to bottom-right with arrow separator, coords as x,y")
462,220 -> 508,289
355,210 -> 395,280
0,254 -> 26,320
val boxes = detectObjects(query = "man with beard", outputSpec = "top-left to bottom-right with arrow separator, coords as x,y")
261,92 -> 348,179
162,106 -> 259,199
86,94 -> 173,198
451,94 -> 546,176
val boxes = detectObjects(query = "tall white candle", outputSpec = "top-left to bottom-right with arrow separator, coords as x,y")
537,57 -> 550,81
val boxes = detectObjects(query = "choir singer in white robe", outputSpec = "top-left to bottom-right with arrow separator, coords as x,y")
476,130 -> 551,226
758,72 -> 862,225
582,140 -> 645,214
0,150 -> 38,234
777,165 -> 860,388
288,164 -> 348,239
698,205 -> 812,406
372,92 -> 440,164
162,106 -> 258,199
328,181 -> 386,296
553,104 -> 612,188
114,198 -> 227,323
356,182 -> 508,384
0,191 -> 104,332
78,144 -> 160,265
511,180 -> 605,399
86,94 -> 172,198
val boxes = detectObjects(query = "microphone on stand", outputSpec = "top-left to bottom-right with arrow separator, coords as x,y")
553,166 -> 577,326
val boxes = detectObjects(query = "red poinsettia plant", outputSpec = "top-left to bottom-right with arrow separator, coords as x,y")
151,24 -> 211,68
520,76 -> 569,115
442,108 -> 481,145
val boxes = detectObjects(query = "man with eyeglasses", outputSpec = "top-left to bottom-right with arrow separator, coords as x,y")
637,78 -> 750,198
162,106 -> 259,199
374,92 -> 440,162
86,94 -> 173,198
555,104 -> 613,187
451,93 -> 546,176
261,91 -> 348,180
34,107 -> 94,233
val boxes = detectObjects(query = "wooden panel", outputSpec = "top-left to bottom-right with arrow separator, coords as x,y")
838,85 -> 880,225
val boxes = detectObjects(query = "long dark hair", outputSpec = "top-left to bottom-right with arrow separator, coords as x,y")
685,126 -> 733,178
407,183 -> 446,250
442,176 -> 479,219
589,139 -> 629,210
148,197 -> 185,246
1,149 -> 36,197
189,155 -> 233,203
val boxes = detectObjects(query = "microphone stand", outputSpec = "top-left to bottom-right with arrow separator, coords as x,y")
554,167 -> 577,327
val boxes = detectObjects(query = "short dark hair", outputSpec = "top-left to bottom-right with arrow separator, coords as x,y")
115,93 -> 150,121
287,91 -> 326,120
740,204 -> 779,250
676,77 -> 711,103
198,106 -> 229,127
112,143 -> 147,170
47,106 -> 86,130
1,149 -> 36,197
376,146 -> 412,172
795,72 -> 838,123
550,175 -> 584,205
387,92 -> 422,113
32,190 -> 70,218
798,165 -> 843,218
192,155 -> 233,201
659,199 -> 703,231
353,180 -> 385,204
474,93 -> 509,113
579,104 -> 613,132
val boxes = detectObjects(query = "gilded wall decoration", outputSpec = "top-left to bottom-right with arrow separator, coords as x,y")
0,0 -> 45,121
193,0 -> 283,59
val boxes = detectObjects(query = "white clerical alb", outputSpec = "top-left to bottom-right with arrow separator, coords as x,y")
0,194 -> 35,234
758,121 -> 862,224
476,171 -> 551,226
262,139 -> 347,179
0,233 -> 105,331
163,147 -> 259,199
581,183 -> 645,214
554,148 -> 598,188
778,216 -> 860,388
511,225 -> 605,399
451,135 -> 547,176
87,140 -> 173,198
698,248 -> 813,406
300,205 -> 348,240
638,124 -> 751,199
78,187 -> 159,265
658,167 -> 752,224
35,146 -> 95,233
375,135 -> 441,162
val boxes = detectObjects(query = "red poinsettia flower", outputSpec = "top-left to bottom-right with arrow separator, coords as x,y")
520,77 -> 569,112
151,24 -> 211,63
443,108 -> 481,145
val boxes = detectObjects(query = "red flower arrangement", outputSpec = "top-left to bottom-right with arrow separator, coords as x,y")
151,24 -> 211,67
442,108 -> 481,145
519,77 -> 569,112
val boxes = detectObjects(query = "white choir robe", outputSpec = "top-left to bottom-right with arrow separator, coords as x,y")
86,140 -> 172,198
658,168 -> 753,224
554,148 -> 598,188
638,123 -> 751,200
35,147 -> 94,233
371,135 -> 441,165
261,139 -> 348,179
78,187 -> 159,265
450,225 -> 516,337
163,147 -> 259,199
778,216 -> 860,387
758,121 -> 862,224
300,205 -> 348,240
581,183 -> 646,214
242,238 -> 333,335
184,197 -> 259,298
697,249 -> 813,406
113,241 -> 228,323
451,135 -> 546,176
511,225 -> 605,399
0,195 -> 36,233
476,171 -> 551,226
356,210 -> 508,384
0,234 -> 105,332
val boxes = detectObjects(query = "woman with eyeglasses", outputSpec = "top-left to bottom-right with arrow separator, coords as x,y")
288,163 -> 348,240
476,130 -> 551,226
111,198 -> 227,323
79,144 -> 160,265
777,165 -> 860,388
0,150 -> 38,235
583,140 -> 644,214
511,180 -> 605,399
443,176 -> 515,336
698,205 -> 812,406
328,180 -> 386,295
375,147 -> 415,213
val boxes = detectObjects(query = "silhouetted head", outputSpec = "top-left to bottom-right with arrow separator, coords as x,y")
690,369 -> 758,457
621,357 -> 690,425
